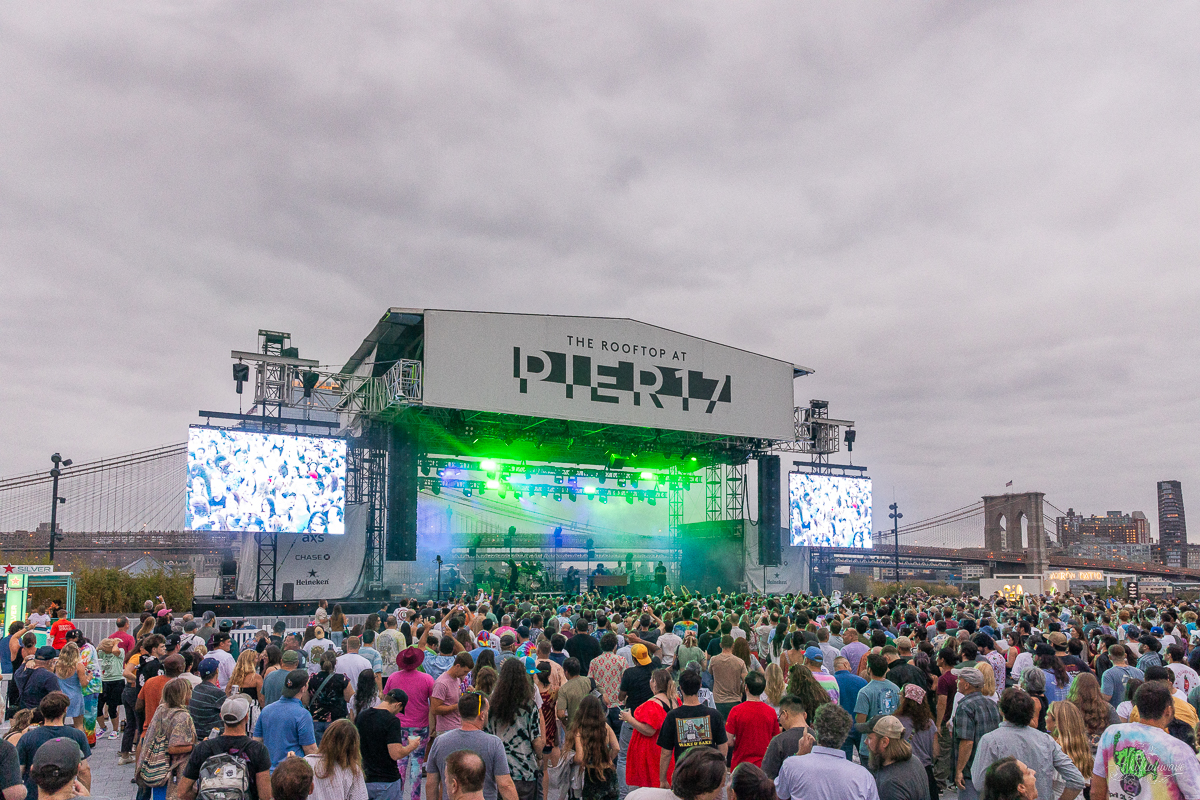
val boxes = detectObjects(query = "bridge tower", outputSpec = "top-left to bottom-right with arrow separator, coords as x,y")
982,492 -> 1048,576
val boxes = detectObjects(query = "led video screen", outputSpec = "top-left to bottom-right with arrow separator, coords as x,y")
789,474 -> 872,548
186,427 -> 347,533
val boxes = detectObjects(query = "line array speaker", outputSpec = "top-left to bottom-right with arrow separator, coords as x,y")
757,455 -> 781,565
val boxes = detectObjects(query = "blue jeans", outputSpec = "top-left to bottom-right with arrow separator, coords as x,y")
313,719 -> 330,743
365,782 -> 405,800
616,719 -> 634,799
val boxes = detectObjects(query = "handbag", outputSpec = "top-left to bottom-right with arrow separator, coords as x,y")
135,712 -> 177,788
306,672 -> 337,711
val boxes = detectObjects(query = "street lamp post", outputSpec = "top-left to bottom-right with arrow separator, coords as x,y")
889,502 -> 902,585
48,453 -> 71,564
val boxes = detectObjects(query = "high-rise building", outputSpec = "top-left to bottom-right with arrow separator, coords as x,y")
1158,480 -> 1187,567
1056,508 -> 1082,546
1077,512 -> 1141,544
1132,511 -> 1151,544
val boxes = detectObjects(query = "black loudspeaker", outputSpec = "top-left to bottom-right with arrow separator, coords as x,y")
282,583 -> 295,601
679,520 -> 744,594
757,456 -> 782,565
386,427 -> 418,561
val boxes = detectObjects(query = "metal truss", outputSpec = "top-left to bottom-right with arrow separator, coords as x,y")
774,404 -> 853,455
726,463 -> 746,520
416,476 -> 667,502
416,456 -> 701,486
705,465 -> 723,522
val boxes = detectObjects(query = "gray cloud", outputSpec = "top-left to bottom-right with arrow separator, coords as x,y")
2,3 -> 1199,544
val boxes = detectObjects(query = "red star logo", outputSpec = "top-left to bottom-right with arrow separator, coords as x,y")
3,565 -> 13,574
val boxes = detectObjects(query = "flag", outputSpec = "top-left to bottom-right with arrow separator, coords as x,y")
1005,480 -> 1013,487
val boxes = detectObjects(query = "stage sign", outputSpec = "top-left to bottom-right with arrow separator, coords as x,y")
789,474 -> 873,549
186,427 -> 347,534
421,310 -> 796,440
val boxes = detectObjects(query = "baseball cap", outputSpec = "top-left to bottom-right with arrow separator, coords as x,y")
282,669 -> 309,698
895,637 -> 912,651
1048,632 -> 1068,647
157,608 -> 173,618
202,611 -> 216,622
872,715 -> 906,739
384,688 -> 408,706
198,658 -> 220,679
281,650 -> 300,665
631,644 -> 651,666
220,694 -> 251,725
1152,626 -> 1165,635
952,667 -> 985,687
804,646 -> 824,663
35,646 -> 57,661
30,737 -> 81,785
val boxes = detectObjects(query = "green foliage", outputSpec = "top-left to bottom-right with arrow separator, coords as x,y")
29,566 -> 194,615
841,573 -> 872,594
869,579 -> 961,598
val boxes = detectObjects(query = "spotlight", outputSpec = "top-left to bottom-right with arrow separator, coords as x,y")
499,490 -> 507,499
232,362 -> 250,394
553,493 -> 562,501
584,486 -> 595,495
432,482 -> 441,496
617,479 -> 626,488
486,480 -> 500,490
481,459 -> 498,472
631,480 -> 638,488
626,495 -> 634,505
421,465 -> 430,476
301,370 -> 320,398
463,487 -> 472,498
513,490 -> 521,499
599,475 -> 606,485
648,496 -> 656,506
540,486 -> 548,497
640,471 -> 654,480
554,476 -> 563,484
568,491 -> 577,502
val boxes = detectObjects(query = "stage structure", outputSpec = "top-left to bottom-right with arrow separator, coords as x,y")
197,311 -> 860,602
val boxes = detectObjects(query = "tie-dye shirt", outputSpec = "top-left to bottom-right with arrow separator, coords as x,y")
1093,722 -> 1200,800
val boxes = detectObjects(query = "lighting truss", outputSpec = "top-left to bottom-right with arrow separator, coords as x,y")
415,476 -> 669,500
416,456 -> 702,486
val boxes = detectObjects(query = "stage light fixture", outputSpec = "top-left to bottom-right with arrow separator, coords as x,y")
640,471 -> 654,480
499,490 -> 507,499
481,459 -> 498,472
540,486 -> 548,497
631,480 -> 638,488
432,482 -> 441,496
421,465 -> 430,476
568,491 -> 577,501
232,363 -> 250,394
554,476 -> 563,484
301,371 -> 320,398
599,495 -> 608,504
513,490 -> 521,499
486,479 -> 500,489
583,486 -> 595,494
598,475 -> 606,485
617,479 -> 626,488
553,492 -> 562,501
648,496 -> 656,506
626,495 -> 634,504
463,487 -> 472,497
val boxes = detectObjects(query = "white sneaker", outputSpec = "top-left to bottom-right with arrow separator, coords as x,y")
110,730 -> 120,739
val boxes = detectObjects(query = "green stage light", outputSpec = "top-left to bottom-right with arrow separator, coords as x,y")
481,459 -> 498,471
463,487 -> 472,498
432,482 -> 441,496
568,491 -> 577,501
631,480 -> 638,488
553,492 -> 562,501
640,471 -> 654,480
486,479 -> 500,489
599,495 -> 608,504
583,486 -> 595,494
626,495 -> 633,504
648,496 -> 656,506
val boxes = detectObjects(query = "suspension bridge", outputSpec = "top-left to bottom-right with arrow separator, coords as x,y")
1,443 -> 1195,581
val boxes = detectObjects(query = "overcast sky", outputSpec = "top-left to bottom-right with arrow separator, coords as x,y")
3,4 -> 1198,545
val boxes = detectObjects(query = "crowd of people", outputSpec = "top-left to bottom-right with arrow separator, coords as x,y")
5,587 -> 1200,800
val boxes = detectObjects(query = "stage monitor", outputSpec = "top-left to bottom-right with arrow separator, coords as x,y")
789,474 -> 872,548
186,427 -> 347,533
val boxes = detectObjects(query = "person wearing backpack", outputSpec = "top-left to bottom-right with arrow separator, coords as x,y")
176,695 -> 271,800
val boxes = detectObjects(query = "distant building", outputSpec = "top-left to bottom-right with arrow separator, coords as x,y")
1132,511 -> 1151,544
1077,512 -> 1143,545
1067,536 -> 1151,564
1056,509 -> 1082,546
1158,481 -> 1187,567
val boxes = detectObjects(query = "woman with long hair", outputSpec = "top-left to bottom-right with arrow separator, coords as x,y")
1047,701 -> 1093,796
770,621 -> 790,662
1066,672 -> 1118,742
3,709 -> 35,747
469,649 -> 496,688
620,669 -> 676,791
473,667 -> 498,697
980,756 -> 1037,800
352,670 -> 378,719
1116,678 -> 1142,723
1019,668 -> 1049,732
731,638 -> 762,672
485,659 -> 544,800
227,650 -> 264,704
303,718 -> 368,800
135,677 -> 196,800
780,632 -> 807,676
762,664 -> 786,710
568,695 -> 619,800
134,616 -> 155,642
533,660 -> 560,796
675,632 -> 705,673
329,604 -> 346,647
896,684 -> 939,800
65,629 -> 103,745
784,665 -> 830,721
307,650 -> 351,743
977,662 -> 998,702
54,642 -> 88,730
259,645 -> 283,679
1035,644 -> 1070,703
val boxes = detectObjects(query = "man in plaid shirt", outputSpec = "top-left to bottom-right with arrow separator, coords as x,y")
588,632 -> 626,732
952,666 -> 1000,800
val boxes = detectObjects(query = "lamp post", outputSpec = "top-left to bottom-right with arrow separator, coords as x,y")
48,453 -> 71,564
889,502 -> 902,586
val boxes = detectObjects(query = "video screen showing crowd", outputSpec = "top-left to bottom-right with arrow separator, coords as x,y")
185,427 -> 347,534
9,584 -> 1200,800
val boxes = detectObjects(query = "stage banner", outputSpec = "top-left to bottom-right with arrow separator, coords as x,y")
744,528 -> 809,595
237,503 -> 368,601
422,310 -> 796,440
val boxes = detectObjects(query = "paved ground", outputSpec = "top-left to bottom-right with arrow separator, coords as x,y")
83,729 -> 133,800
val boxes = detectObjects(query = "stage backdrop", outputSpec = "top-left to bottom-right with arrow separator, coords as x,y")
421,310 -> 796,441
236,503 -> 368,601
